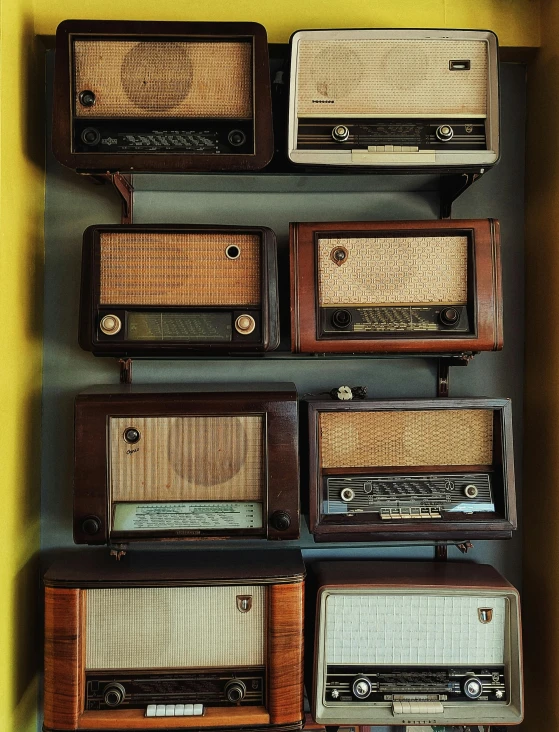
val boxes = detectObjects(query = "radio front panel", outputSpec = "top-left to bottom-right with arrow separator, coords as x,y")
290,219 -> 502,354
308,398 -> 515,542
53,20 -> 273,172
80,225 -> 280,356
288,29 -> 499,169
73,384 -> 300,543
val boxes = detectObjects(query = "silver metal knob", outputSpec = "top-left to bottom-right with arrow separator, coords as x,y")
495,689 -> 504,699
103,683 -> 126,707
463,676 -> 483,700
331,689 -> 340,699
340,487 -> 355,503
235,314 -> 256,335
464,484 -> 479,499
100,314 -> 122,336
436,124 -> 454,142
332,125 -> 350,142
352,676 -> 372,699
225,679 -> 246,703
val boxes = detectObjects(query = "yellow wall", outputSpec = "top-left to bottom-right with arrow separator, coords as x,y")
0,0 -> 45,729
0,1 -> 544,730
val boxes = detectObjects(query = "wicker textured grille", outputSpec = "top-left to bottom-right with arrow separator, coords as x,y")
297,40 -> 487,116
110,415 -> 263,502
74,40 -> 252,118
99,232 -> 261,306
318,235 -> 468,305
319,410 -> 493,468
86,586 -> 265,669
325,594 -> 505,665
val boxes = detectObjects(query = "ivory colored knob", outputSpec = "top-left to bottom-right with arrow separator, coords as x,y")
235,314 -> 256,335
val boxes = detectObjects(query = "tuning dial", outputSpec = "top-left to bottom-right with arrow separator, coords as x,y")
81,127 -> 101,147
340,487 -> 355,503
439,307 -> 460,327
228,129 -> 247,147
464,484 -> 479,499
103,683 -> 126,707
436,124 -> 454,142
463,676 -> 483,700
225,679 -> 246,703
235,314 -> 256,335
123,427 -> 141,444
79,90 -> 96,107
332,124 -> 350,142
270,510 -> 291,531
99,314 -> 122,336
81,516 -> 101,535
331,309 -> 352,329
352,676 -> 372,700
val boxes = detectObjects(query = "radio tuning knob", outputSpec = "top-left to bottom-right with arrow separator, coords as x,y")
464,484 -> 479,499
331,689 -> 340,700
124,427 -> 141,444
235,314 -> 256,335
228,129 -> 247,147
463,676 -> 483,700
103,683 -> 126,707
80,127 -> 101,147
270,510 -> 291,531
495,689 -> 504,699
332,124 -> 350,142
436,124 -> 454,142
340,487 -> 355,503
79,90 -> 96,107
331,309 -> 352,329
439,307 -> 460,327
100,314 -> 122,336
81,516 -> 101,535
225,679 -> 246,703
352,676 -> 372,700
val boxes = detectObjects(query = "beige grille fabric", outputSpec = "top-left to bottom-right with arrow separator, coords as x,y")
319,410 -> 493,468
100,232 -> 261,306
74,40 -> 252,118
317,235 -> 468,306
86,586 -> 265,669
325,593 -> 505,665
297,40 -> 487,116
110,415 -> 264,502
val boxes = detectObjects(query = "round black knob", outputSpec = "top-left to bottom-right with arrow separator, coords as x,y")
463,676 -> 483,700
439,307 -> 460,326
123,428 -> 141,444
352,675 -> 372,699
332,124 -> 350,142
436,124 -> 454,142
332,309 -> 352,329
270,510 -> 291,531
80,127 -> 101,146
228,129 -> 247,147
79,90 -> 96,107
225,679 -> 246,703
103,683 -> 126,707
81,516 -> 101,535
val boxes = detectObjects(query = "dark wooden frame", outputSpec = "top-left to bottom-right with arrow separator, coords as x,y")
52,20 -> 273,173
290,219 -> 503,354
43,550 -> 305,732
73,384 -> 299,544
307,397 -> 516,542
79,224 -> 280,356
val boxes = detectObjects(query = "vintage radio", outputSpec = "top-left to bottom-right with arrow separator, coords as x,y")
73,383 -> 299,544
288,29 -> 499,169
43,549 -> 305,731
308,560 -> 522,727
307,398 -> 515,542
79,224 -> 279,356
290,219 -> 502,354
53,20 -> 273,172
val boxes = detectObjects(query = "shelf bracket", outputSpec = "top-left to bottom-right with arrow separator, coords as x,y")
119,358 -> 133,384
440,170 -> 484,219
109,544 -> 128,561
89,171 -> 134,224
435,545 -> 448,561
457,541 -> 474,554
437,353 -> 476,397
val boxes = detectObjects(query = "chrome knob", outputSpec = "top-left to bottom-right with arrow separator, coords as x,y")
331,689 -> 340,700
103,683 -> 126,707
235,314 -> 256,335
352,676 -> 372,699
100,314 -> 122,335
340,487 -> 355,503
463,676 -> 483,700
464,484 -> 479,499
436,124 -> 454,142
332,124 -> 350,142
225,679 -> 246,703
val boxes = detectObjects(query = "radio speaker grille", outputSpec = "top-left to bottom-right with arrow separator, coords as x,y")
296,39 -> 487,116
74,40 -> 253,119
319,410 -> 493,468
110,415 -> 264,502
99,232 -> 261,306
317,235 -> 468,305
324,593 -> 505,665
86,585 -> 266,669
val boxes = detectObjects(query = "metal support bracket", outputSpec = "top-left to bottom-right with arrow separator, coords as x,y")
434,545 -> 448,561
457,541 -> 474,554
440,170 -> 485,219
109,544 -> 128,561
437,354 -> 476,397
119,358 -> 133,384
88,171 -> 134,224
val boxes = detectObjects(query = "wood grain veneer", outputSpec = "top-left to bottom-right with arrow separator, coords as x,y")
77,707 -> 271,729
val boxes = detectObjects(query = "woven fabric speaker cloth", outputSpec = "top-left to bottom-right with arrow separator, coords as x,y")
319,409 -> 493,468
74,40 -> 253,118
317,235 -> 468,306
86,586 -> 266,669
296,39 -> 487,116
110,415 -> 264,502
99,232 -> 261,306
324,593 -> 505,665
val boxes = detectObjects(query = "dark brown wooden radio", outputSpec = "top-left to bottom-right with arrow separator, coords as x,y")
290,219 -> 502,354
52,20 -> 273,172
307,397 -> 516,543
79,224 -> 279,356
73,384 -> 299,544
43,549 -> 305,731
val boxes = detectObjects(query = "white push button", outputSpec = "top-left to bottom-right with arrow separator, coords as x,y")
183,704 -> 194,716
165,704 -> 175,716
146,705 -> 156,717
193,704 -> 204,716
156,704 -> 166,717
175,704 -> 185,716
